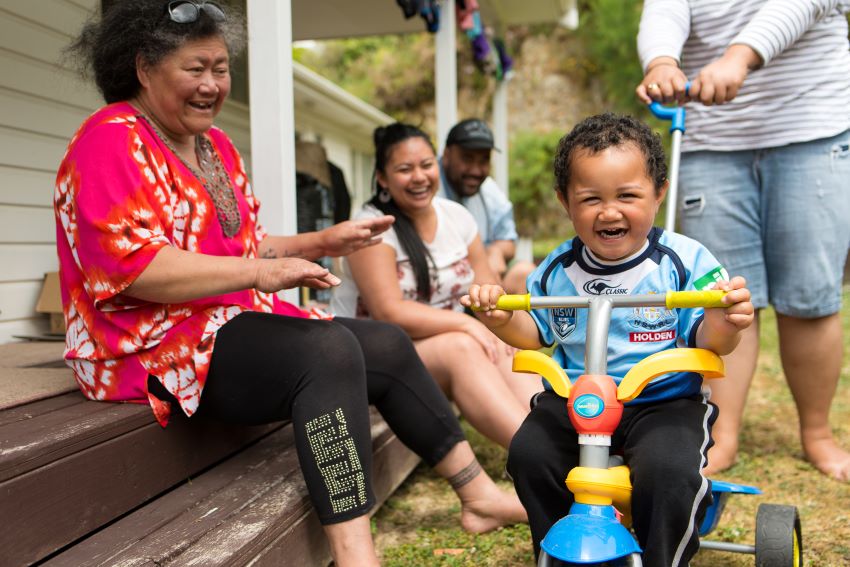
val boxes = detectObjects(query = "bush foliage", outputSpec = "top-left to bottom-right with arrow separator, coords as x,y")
575,0 -> 646,119
508,130 -> 565,238
295,2 -> 658,241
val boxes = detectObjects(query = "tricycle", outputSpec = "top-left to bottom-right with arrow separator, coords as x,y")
489,290 -> 801,566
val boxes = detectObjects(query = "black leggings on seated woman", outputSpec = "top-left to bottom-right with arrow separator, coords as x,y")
149,312 -> 465,525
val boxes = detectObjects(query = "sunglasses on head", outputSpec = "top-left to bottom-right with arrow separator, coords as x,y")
167,1 -> 226,24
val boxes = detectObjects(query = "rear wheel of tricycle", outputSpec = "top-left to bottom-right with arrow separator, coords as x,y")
755,504 -> 802,567
538,552 -> 642,566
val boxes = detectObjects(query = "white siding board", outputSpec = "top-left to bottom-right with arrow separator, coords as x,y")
0,206 -> 55,244
0,166 -> 54,207
0,318 -> 51,344
0,87 -> 92,139
0,1 -> 91,38
0,9 -> 74,66
0,280 -> 43,322
216,102 -> 252,159
0,126 -> 69,172
0,244 -> 58,281
0,49 -> 100,110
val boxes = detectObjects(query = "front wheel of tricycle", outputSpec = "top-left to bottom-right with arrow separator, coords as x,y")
538,552 -> 642,567
755,503 -> 802,567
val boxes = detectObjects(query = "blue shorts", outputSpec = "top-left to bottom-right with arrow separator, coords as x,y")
678,130 -> 850,318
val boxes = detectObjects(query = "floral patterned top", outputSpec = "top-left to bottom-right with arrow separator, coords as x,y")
330,197 -> 477,318
54,102 -> 308,426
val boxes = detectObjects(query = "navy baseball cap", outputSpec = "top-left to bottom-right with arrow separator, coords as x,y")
445,119 -> 500,151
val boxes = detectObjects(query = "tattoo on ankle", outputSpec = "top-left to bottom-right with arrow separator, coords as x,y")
448,459 -> 482,490
261,248 -> 277,259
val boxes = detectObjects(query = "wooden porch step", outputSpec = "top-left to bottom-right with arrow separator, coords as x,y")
0,342 -> 420,566
43,410 -> 418,566
0,391 -> 279,566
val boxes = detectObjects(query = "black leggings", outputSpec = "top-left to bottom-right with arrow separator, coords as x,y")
150,312 -> 464,525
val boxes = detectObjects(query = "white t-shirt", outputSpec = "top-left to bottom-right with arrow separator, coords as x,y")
331,197 -> 478,317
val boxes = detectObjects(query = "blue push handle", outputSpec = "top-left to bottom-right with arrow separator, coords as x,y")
647,81 -> 690,133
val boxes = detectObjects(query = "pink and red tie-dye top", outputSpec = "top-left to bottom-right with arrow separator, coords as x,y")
54,102 -> 308,425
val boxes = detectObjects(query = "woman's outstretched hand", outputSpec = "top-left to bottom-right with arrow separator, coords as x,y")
320,215 -> 395,257
254,257 -> 341,293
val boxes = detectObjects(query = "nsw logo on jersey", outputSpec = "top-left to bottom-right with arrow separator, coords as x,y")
630,304 -> 676,332
551,307 -> 577,340
582,278 -> 628,295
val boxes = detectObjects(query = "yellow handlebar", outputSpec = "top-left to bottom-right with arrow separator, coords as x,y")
665,290 -> 727,309
471,291 -> 727,312
496,293 -> 532,311
471,293 -> 531,312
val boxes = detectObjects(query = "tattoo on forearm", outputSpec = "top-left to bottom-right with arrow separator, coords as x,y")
282,248 -> 308,259
447,459 -> 482,490
260,247 -> 308,259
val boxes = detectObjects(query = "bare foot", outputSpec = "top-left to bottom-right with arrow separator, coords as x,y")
803,434 -> 850,482
460,486 -> 528,534
703,441 -> 738,476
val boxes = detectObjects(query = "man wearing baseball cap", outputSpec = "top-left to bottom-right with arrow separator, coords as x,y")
440,118 -> 535,293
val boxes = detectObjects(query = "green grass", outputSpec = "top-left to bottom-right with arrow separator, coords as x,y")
374,288 -> 850,566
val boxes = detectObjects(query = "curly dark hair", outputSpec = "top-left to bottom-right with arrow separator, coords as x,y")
370,123 -> 437,302
553,112 -> 668,197
66,1 -> 246,103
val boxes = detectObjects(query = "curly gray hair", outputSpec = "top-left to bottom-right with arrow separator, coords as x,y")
67,1 -> 246,103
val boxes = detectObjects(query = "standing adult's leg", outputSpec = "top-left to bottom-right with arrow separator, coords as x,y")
777,314 -> 849,480
678,149 -> 764,473
762,132 -> 850,481
333,318 -> 527,532
199,312 -> 379,566
703,315 -> 760,475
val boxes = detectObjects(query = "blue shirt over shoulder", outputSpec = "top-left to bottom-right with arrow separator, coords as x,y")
529,227 -> 728,405
439,164 -> 518,246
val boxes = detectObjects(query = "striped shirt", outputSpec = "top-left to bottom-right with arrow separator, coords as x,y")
638,0 -> 850,151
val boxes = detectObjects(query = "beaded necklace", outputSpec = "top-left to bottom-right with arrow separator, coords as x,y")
138,114 -> 242,238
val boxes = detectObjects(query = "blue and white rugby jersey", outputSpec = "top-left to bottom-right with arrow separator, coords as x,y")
528,227 -> 728,405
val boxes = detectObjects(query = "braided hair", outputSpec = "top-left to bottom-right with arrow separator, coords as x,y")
371,123 -> 437,302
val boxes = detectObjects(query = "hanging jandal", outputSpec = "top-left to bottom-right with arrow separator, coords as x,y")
395,0 -> 441,32
392,0 -> 514,78
456,0 -> 513,80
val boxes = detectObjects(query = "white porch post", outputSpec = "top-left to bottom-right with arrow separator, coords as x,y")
247,0 -> 298,303
435,0 -> 457,153
492,76 -> 509,195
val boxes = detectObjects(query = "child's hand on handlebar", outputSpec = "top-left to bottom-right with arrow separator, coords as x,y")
461,284 -> 514,328
704,275 -> 754,333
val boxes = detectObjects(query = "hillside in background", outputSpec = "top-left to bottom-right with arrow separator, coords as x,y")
295,2 -> 645,239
